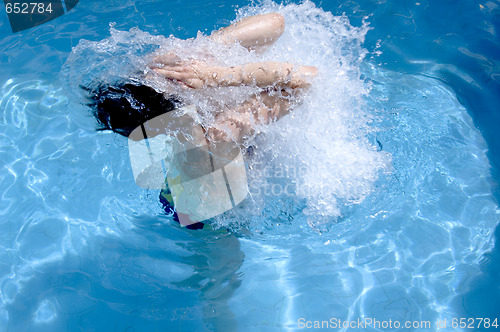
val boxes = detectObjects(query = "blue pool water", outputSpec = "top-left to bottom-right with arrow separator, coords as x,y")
1,0 -> 499,331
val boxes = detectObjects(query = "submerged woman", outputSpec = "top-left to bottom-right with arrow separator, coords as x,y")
86,13 -> 317,229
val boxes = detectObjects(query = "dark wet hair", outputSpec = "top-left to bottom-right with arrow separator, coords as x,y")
83,82 -> 181,137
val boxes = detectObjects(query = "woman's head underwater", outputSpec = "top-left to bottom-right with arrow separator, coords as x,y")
84,81 -> 181,137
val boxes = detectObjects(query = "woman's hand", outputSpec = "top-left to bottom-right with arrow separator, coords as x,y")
153,60 -> 222,89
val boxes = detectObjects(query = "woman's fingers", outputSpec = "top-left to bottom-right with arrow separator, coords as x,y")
152,51 -> 182,66
152,60 -> 216,89
153,68 -> 203,89
154,68 -> 182,78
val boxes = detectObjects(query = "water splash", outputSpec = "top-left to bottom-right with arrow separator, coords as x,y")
61,1 -> 392,232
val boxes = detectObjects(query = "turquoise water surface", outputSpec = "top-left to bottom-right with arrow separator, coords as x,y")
0,0 -> 499,331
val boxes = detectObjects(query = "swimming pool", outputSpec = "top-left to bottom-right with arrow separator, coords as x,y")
1,0 -> 499,331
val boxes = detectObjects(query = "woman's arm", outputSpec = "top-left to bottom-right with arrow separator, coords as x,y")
206,90 -> 295,142
154,61 -> 317,89
210,13 -> 285,49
